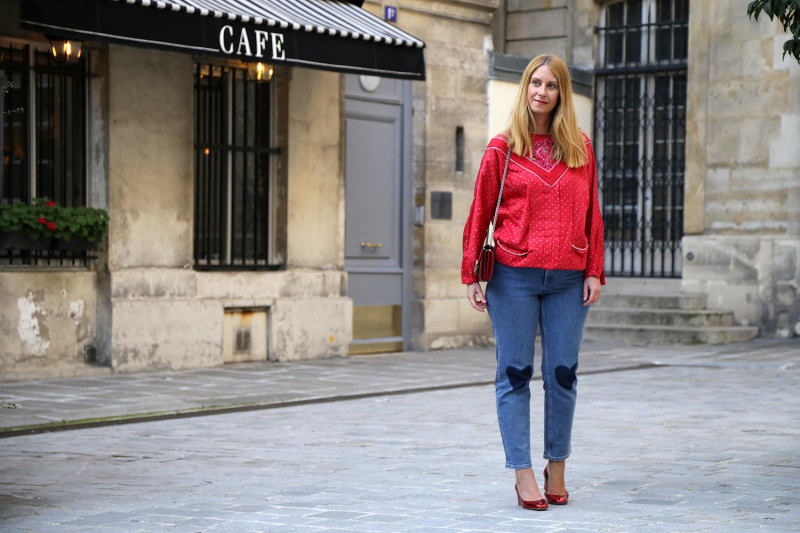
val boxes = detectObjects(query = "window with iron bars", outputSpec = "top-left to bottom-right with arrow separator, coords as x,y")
193,62 -> 280,270
594,0 -> 688,277
0,42 -> 89,267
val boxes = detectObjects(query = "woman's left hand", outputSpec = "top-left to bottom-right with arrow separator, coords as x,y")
583,276 -> 601,306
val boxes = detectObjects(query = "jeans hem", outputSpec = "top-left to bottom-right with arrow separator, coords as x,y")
505,463 -> 533,470
543,453 -> 571,462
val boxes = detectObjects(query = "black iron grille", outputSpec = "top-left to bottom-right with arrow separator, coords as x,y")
594,0 -> 688,278
193,62 -> 280,270
1,42 -> 90,267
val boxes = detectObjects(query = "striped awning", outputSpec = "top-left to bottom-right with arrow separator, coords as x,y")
19,0 -> 426,79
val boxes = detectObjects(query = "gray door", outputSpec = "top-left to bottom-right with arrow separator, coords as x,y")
345,75 -> 411,354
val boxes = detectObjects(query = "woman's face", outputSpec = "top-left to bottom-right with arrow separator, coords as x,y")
527,64 -> 559,120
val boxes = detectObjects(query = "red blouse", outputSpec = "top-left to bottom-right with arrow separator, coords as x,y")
461,132 -> 605,285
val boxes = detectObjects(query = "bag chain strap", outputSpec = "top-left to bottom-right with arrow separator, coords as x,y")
486,147 -> 512,246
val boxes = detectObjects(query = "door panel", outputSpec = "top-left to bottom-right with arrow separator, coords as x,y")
345,110 -> 399,264
348,273 -> 402,307
345,75 -> 409,354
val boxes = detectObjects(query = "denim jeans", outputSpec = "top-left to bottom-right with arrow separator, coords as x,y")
485,262 -> 590,469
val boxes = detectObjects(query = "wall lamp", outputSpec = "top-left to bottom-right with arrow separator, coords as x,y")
249,62 -> 273,82
49,39 -> 82,63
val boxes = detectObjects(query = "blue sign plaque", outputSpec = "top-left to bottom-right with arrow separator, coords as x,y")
385,6 -> 397,22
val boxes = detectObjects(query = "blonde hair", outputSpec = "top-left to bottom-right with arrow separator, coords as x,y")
506,54 -> 587,168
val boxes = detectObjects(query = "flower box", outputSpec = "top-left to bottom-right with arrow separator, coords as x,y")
0,230 -> 54,250
0,198 -> 108,251
56,236 -> 98,251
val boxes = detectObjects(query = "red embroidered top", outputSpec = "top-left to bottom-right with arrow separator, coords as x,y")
461,132 -> 605,285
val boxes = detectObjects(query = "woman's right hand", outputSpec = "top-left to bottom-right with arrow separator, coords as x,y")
467,282 -> 488,312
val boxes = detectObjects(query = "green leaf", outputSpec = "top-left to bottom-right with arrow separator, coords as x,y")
747,0 -> 762,19
0,198 -> 109,245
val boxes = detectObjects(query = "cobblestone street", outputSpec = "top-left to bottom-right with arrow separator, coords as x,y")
1,340 -> 798,532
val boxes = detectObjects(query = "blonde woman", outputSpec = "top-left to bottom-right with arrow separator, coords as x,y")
462,54 -> 604,510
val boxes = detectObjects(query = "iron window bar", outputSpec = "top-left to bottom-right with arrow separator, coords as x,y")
1,41 -> 91,267
193,62 -> 281,270
593,0 -> 688,278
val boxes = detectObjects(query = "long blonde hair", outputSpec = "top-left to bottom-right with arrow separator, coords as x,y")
507,54 -> 587,168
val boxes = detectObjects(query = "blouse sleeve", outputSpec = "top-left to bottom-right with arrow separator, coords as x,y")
583,139 -> 606,284
461,137 -> 507,284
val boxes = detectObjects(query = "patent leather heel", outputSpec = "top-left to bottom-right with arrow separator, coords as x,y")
515,484 -> 549,511
543,467 -> 569,505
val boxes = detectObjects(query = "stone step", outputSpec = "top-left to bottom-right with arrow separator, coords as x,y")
583,324 -> 760,346
597,292 -> 708,310
604,277 -> 683,295
587,307 -> 734,328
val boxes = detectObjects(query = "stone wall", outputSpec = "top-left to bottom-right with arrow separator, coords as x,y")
683,0 -> 800,336
364,1 -> 501,349
683,236 -> 800,335
378,0 -> 599,351
0,271 -> 104,381
493,0 -> 598,69
104,48 -> 352,372
0,5 -> 108,381
106,46 -> 211,372
506,0 -> 570,59
2,2 -> 428,379
286,69 -> 346,270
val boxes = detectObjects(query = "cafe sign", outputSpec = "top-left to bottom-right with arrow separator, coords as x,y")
20,0 -> 426,80
218,25 -> 286,60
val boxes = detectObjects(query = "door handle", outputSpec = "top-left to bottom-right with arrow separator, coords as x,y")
360,242 -> 384,248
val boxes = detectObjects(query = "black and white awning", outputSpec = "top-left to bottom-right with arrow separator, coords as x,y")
20,0 -> 426,79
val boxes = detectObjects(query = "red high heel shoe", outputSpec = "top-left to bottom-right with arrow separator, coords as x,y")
515,484 -> 549,511
543,466 -> 569,505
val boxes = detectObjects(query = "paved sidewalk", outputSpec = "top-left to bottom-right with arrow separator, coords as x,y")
0,338 -> 797,532
0,338 -> 798,436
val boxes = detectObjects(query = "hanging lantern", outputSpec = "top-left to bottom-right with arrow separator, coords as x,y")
50,40 -> 82,63
249,62 -> 273,82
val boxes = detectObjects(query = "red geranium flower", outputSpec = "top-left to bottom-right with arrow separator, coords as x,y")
46,201 -> 56,207
47,222 -> 56,230
39,217 -> 47,224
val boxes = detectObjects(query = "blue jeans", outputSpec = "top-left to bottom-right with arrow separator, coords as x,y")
486,262 -> 590,469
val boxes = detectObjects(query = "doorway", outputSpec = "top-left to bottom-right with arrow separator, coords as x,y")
344,75 -> 412,354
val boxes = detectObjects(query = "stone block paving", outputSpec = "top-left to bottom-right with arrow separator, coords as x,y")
0,338 -> 798,531
2,339 -> 793,433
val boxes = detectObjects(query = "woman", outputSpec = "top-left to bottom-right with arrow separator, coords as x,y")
461,54 -> 604,511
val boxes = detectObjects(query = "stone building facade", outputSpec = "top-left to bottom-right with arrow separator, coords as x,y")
0,0 -> 358,379
485,0 -> 800,339
392,1 -> 502,350
0,0 -> 502,380
2,0 -> 796,382
681,1 -> 800,337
